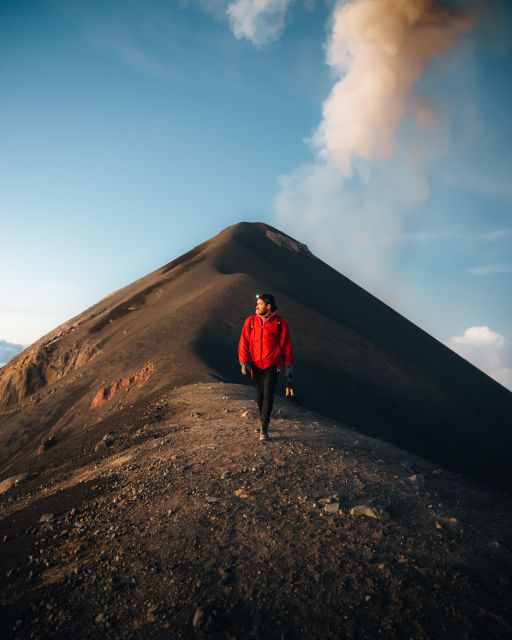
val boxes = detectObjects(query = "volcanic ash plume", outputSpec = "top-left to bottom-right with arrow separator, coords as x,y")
313,0 -> 474,175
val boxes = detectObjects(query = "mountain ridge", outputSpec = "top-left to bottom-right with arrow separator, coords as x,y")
1,382 -> 511,639
0,221 -> 511,490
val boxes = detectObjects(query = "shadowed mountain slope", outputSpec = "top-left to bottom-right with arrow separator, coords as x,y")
0,222 -> 511,489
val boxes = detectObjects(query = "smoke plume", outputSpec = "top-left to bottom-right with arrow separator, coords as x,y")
274,0 -> 475,303
313,0 -> 474,174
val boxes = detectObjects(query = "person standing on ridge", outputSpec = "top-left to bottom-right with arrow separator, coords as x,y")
238,293 -> 294,442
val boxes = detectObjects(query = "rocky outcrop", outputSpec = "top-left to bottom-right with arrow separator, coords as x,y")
90,362 -> 155,410
0,338 -> 103,412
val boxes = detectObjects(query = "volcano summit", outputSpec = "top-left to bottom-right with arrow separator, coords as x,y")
1,222 -> 510,489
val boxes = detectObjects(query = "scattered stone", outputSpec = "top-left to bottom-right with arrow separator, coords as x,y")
38,436 -> 57,454
95,613 -> 106,624
436,516 -> 458,530
349,505 -> 381,519
0,473 -> 31,495
234,488 -> 250,499
205,496 -> 221,504
94,433 -> 115,453
192,605 -> 222,633
218,567 -> 233,584
324,503 -> 341,513
407,474 -> 425,489
147,603 -> 157,622
220,471 -> 231,480
39,514 -> 54,524
241,410 -> 250,418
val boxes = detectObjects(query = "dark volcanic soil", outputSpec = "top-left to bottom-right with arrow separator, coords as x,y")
1,383 -> 511,639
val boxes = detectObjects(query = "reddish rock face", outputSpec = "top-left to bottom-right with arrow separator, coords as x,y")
90,362 -> 155,410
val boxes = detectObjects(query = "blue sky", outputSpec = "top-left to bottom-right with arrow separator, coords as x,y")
1,0 -> 511,389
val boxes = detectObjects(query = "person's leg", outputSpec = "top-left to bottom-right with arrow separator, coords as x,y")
260,366 -> 278,435
252,365 -> 264,422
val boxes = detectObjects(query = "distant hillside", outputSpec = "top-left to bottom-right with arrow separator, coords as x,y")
0,340 -> 24,367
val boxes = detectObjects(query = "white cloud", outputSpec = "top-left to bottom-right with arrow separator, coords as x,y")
447,326 -> 512,390
226,0 -> 293,47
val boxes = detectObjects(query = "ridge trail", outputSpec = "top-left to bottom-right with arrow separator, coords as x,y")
1,383 -> 511,639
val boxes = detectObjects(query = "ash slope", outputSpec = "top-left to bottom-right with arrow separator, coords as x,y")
0,222 -> 511,490
1,383 -> 511,640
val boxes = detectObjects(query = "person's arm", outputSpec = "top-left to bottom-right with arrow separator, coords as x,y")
238,316 -> 253,366
280,318 -> 294,366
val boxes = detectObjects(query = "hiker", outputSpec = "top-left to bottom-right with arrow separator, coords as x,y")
238,293 -> 294,441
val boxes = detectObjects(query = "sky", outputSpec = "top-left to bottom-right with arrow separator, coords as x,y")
1,0 -> 511,390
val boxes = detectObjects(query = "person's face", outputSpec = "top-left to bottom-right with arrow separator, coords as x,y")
256,298 -> 271,316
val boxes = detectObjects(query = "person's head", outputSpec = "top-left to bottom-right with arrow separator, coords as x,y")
255,293 -> 276,316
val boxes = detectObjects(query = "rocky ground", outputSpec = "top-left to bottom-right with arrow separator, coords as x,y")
1,382 -> 511,639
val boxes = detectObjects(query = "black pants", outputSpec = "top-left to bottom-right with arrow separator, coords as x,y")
252,365 -> 278,433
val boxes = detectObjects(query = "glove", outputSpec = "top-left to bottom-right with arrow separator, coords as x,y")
284,364 -> 293,381
241,362 -> 251,376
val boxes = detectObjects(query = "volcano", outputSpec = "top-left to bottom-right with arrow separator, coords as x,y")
1,222 -> 511,489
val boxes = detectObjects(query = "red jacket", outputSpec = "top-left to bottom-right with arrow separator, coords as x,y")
238,312 -> 294,369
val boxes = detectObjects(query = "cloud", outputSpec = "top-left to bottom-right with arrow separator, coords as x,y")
90,33 -> 169,79
179,0 -> 232,22
274,157 -> 428,301
0,339 -> 25,368
447,326 -> 512,390
466,264 -> 512,275
483,229 -> 512,242
227,0 -> 293,47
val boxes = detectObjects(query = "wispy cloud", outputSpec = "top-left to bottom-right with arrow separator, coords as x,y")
389,227 -> 512,246
466,264 -> 512,275
90,33 -> 169,79
484,229 -> 512,242
447,326 -> 512,390
390,229 -> 466,244
227,0 -> 293,47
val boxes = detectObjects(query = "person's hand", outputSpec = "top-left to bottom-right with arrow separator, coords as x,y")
284,364 -> 293,381
241,362 -> 251,376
